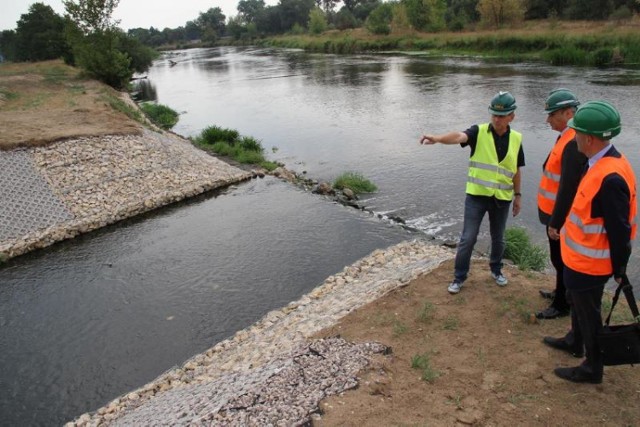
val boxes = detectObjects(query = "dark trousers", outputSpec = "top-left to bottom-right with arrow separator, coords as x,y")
564,270 -> 606,380
547,231 -> 569,311
454,195 -> 510,283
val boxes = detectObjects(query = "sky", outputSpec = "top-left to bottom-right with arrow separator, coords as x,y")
1,0 -> 277,32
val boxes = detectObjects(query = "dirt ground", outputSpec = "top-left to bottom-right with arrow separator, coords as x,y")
313,260 -> 640,426
0,60 -> 142,150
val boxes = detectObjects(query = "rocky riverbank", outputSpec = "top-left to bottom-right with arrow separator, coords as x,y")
67,240 -> 455,426
0,129 -> 252,261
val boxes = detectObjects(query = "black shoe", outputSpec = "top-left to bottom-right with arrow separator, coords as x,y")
554,366 -> 602,384
543,336 -> 584,358
539,289 -> 555,300
536,306 -> 570,320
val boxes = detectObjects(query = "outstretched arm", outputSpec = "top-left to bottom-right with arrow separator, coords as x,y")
420,131 -> 468,145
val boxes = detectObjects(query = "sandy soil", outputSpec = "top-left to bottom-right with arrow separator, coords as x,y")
313,260 -> 640,426
0,60 -> 142,150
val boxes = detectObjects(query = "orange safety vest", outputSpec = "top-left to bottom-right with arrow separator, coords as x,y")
561,155 -> 637,276
537,128 -> 576,215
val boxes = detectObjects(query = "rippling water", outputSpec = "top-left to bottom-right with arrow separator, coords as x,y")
0,179 -> 409,425
150,47 -> 640,271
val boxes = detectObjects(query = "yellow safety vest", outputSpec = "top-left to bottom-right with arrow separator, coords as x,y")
466,123 -> 522,201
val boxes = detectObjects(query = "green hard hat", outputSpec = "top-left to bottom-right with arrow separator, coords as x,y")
544,88 -> 580,113
489,91 -> 517,116
567,100 -> 621,140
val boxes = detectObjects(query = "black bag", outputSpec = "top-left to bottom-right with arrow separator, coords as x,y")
598,275 -> 640,366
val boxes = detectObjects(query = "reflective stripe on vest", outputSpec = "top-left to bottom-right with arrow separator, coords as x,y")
560,154 -> 637,276
537,129 -> 576,215
466,123 -> 521,201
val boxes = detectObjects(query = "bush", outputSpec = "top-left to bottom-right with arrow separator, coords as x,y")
200,126 -> 240,144
195,125 -> 276,170
140,103 -> 179,129
333,171 -> 377,194
366,3 -> 393,35
504,227 -> 547,271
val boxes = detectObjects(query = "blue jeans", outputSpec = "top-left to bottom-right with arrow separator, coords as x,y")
454,194 -> 511,283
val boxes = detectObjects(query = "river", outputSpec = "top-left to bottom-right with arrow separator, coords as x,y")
152,46 -> 640,269
2,47 -> 640,425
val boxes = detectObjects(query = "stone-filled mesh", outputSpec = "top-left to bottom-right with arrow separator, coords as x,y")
0,150 -> 74,241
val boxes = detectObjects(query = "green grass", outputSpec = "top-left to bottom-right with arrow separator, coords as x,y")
443,315 -> 459,330
417,301 -> 435,323
504,227 -> 547,271
0,89 -> 19,101
260,24 -> 640,67
100,92 -> 144,124
139,103 -> 179,130
393,319 -> 409,336
195,125 -> 278,170
411,352 -> 439,383
333,171 -> 378,194
497,295 -> 532,322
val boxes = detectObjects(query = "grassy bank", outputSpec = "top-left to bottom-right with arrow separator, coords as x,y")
260,20 -> 640,67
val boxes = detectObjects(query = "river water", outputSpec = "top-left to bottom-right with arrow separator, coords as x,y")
2,47 -> 640,425
153,46 -> 640,269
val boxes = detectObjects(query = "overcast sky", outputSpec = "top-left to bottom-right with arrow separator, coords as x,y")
1,0 -> 277,32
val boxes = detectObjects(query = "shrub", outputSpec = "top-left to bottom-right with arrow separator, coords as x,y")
333,172 -> 377,194
308,8 -> 328,35
411,352 -> 439,383
366,3 -> 393,35
140,103 -> 179,129
200,126 -> 239,144
504,227 -> 547,271
195,125 -> 276,170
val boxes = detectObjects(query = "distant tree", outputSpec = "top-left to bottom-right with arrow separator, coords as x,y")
476,0 -> 524,27
322,0 -> 341,13
403,0 -> 446,31
184,20 -> 202,40
197,7 -> 226,42
335,6 -> 358,28
366,2 -> 393,34
524,0 -> 568,18
391,2 -> 412,31
14,3 -> 70,62
64,0 -> 120,34
0,30 -> 17,61
64,0 -> 154,88
238,0 -> 266,23
564,0 -> 613,19
308,7 -> 328,33
256,5 -> 285,33
116,31 -> 158,73
354,0 -> 383,21
278,0 -> 316,31
445,0 -> 479,29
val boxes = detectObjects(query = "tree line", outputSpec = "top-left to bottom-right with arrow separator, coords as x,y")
1,0 -> 639,88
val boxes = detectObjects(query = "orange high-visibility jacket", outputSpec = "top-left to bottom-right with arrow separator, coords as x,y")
537,129 -> 576,215
561,155 -> 637,276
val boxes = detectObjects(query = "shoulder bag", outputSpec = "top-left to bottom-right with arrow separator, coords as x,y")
598,275 -> 640,366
